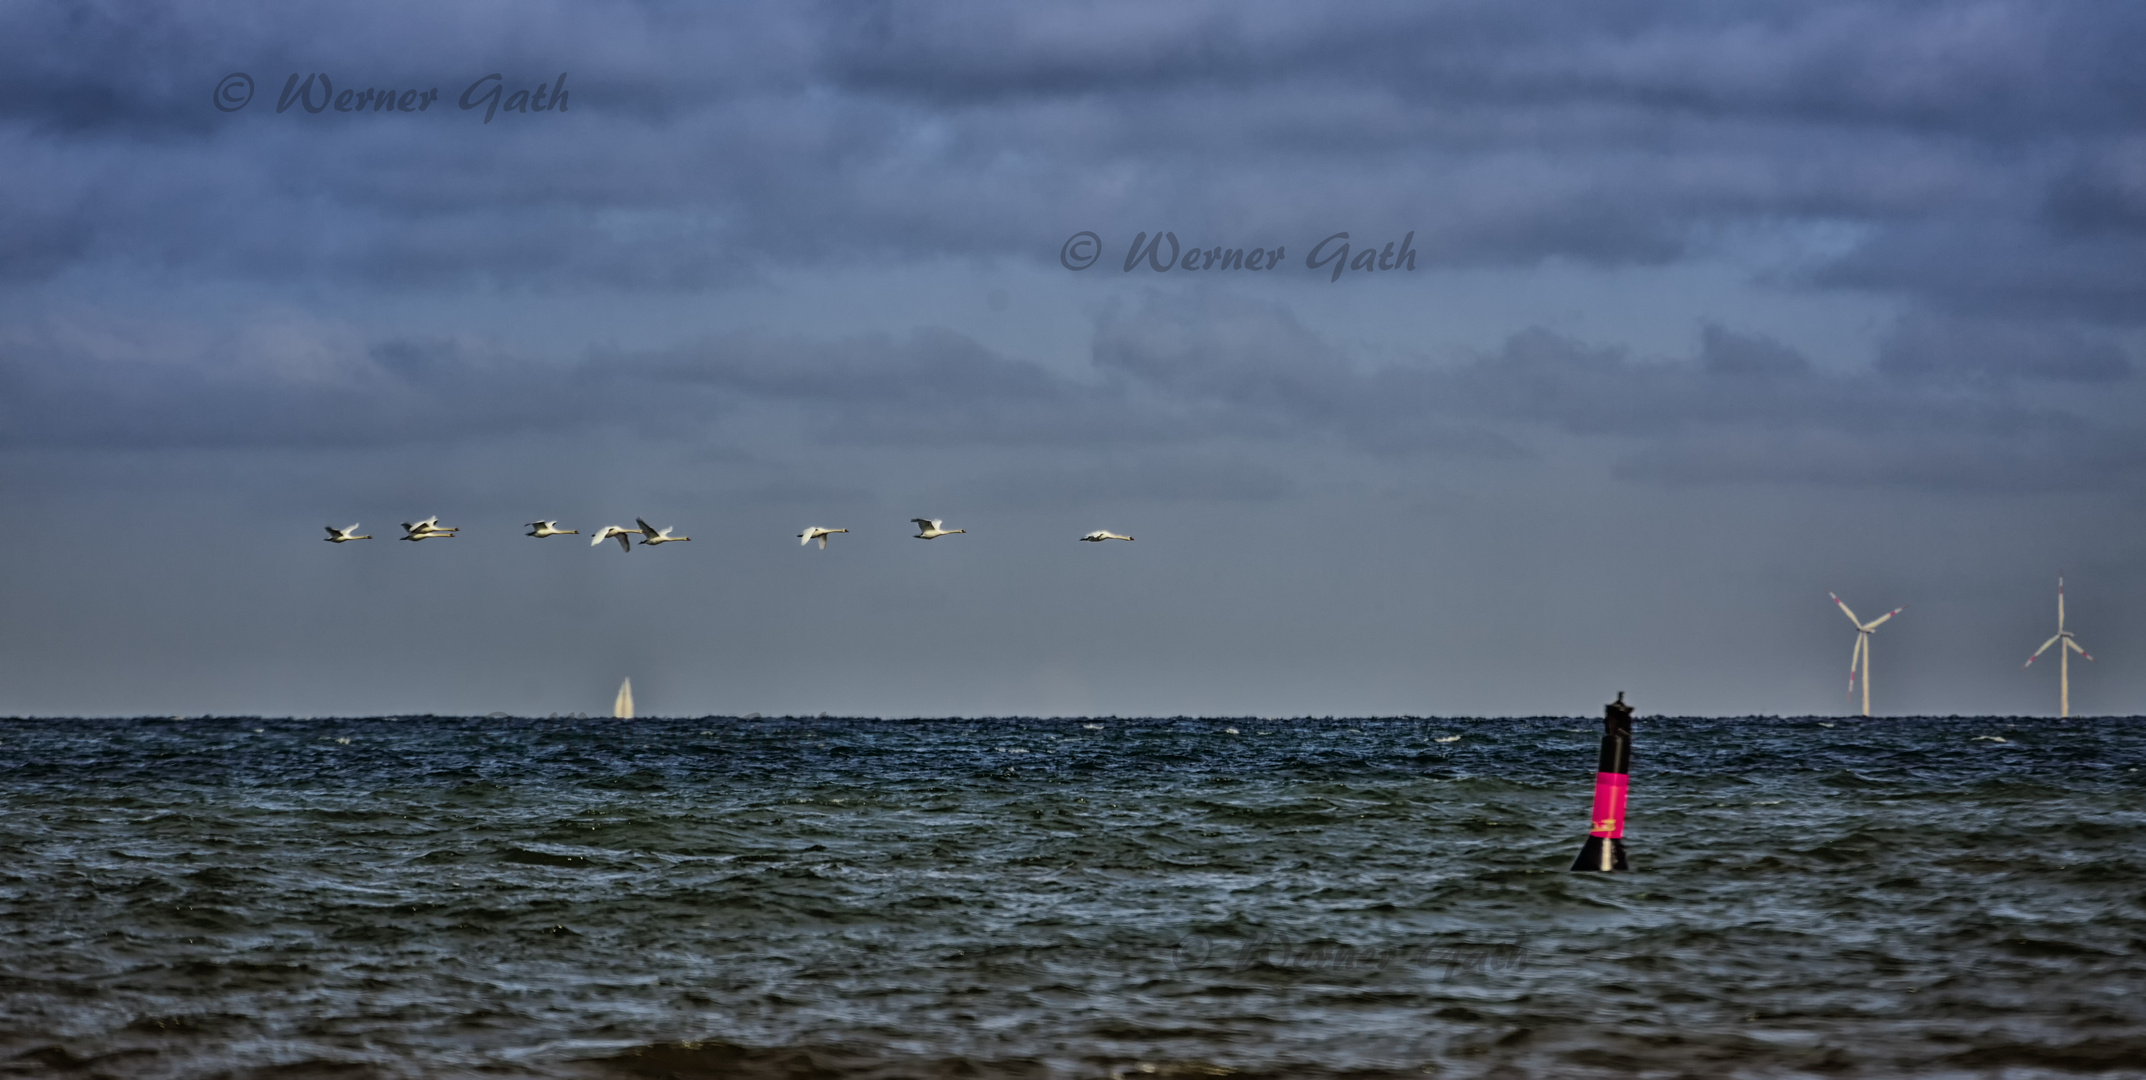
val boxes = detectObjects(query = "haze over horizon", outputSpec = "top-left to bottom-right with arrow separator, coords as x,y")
4,1 -> 2145,719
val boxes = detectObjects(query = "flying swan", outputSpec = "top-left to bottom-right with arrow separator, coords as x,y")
637,518 -> 691,546
912,518 -> 966,539
399,516 -> 458,541
591,525 -> 640,552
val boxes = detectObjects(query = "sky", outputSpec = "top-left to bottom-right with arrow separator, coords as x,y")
4,0 -> 2145,718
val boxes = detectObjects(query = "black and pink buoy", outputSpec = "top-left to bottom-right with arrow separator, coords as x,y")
1570,692 -> 1634,872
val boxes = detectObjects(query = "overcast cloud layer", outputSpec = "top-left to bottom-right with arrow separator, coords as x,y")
2,1 -> 2143,718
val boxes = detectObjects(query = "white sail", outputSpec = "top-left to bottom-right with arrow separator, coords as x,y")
613,678 -> 634,720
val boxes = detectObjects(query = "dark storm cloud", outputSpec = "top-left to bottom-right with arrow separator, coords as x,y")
965,454 -> 1295,507
825,1 -> 2069,124
7,292 -> 2135,494
1488,325 -> 2143,490
1086,293 -> 1523,457
1091,294 -> 2146,491
3,1 -> 2145,316
0,329 -> 579,450
1877,312 -> 2131,384
0,3 -> 227,135
620,328 -> 1125,446
0,320 -> 1103,452
3,1 -> 2143,497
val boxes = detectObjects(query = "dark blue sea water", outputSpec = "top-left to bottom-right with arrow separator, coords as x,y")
2,715 -> 2142,1078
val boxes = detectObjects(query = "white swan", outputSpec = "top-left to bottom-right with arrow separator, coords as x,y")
912,518 -> 966,539
526,520 -> 578,538
323,524 -> 372,542
591,525 -> 639,552
637,518 -> 691,546
799,527 -> 849,549
1079,530 -> 1134,542
399,516 -> 457,541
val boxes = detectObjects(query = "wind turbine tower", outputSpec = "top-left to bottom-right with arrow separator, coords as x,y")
2024,576 -> 2095,718
1831,593 -> 1904,717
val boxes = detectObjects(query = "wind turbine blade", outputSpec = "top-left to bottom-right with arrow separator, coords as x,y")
2058,576 -> 2066,632
1864,607 -> 1904,631
2067,639 -> 2095,661
1830,593 -> 1862,626
1849,634 -> 1865,692
2024,634 -> 2061,667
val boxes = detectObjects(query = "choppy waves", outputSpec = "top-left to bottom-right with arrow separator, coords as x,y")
1,716 -> 2142,1077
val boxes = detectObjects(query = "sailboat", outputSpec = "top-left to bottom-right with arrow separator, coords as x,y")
613,678 -> 634,720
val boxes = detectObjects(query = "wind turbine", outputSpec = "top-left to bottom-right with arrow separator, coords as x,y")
2024,575 -> 2094,718
1831,592 -> 1904,717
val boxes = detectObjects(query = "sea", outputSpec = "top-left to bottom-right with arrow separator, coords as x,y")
1,715 -> 2141,1079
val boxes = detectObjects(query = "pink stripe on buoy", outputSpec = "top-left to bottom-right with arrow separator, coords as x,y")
1588,772 -> 1628,838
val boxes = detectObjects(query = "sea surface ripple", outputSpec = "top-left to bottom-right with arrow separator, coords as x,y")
1,715 -> 2142,1078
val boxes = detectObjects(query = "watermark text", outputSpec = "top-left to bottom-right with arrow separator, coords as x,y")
214,72 -> 572,124
1062,231 -> 1418,281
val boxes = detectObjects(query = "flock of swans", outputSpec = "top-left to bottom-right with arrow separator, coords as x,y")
324,517 -> 1137,550
321,516 -> 2094,716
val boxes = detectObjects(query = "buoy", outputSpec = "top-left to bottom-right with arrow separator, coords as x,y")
1571,692 -> 1634,872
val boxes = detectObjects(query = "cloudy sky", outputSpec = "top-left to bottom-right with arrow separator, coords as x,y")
4,0 -> 2144,718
